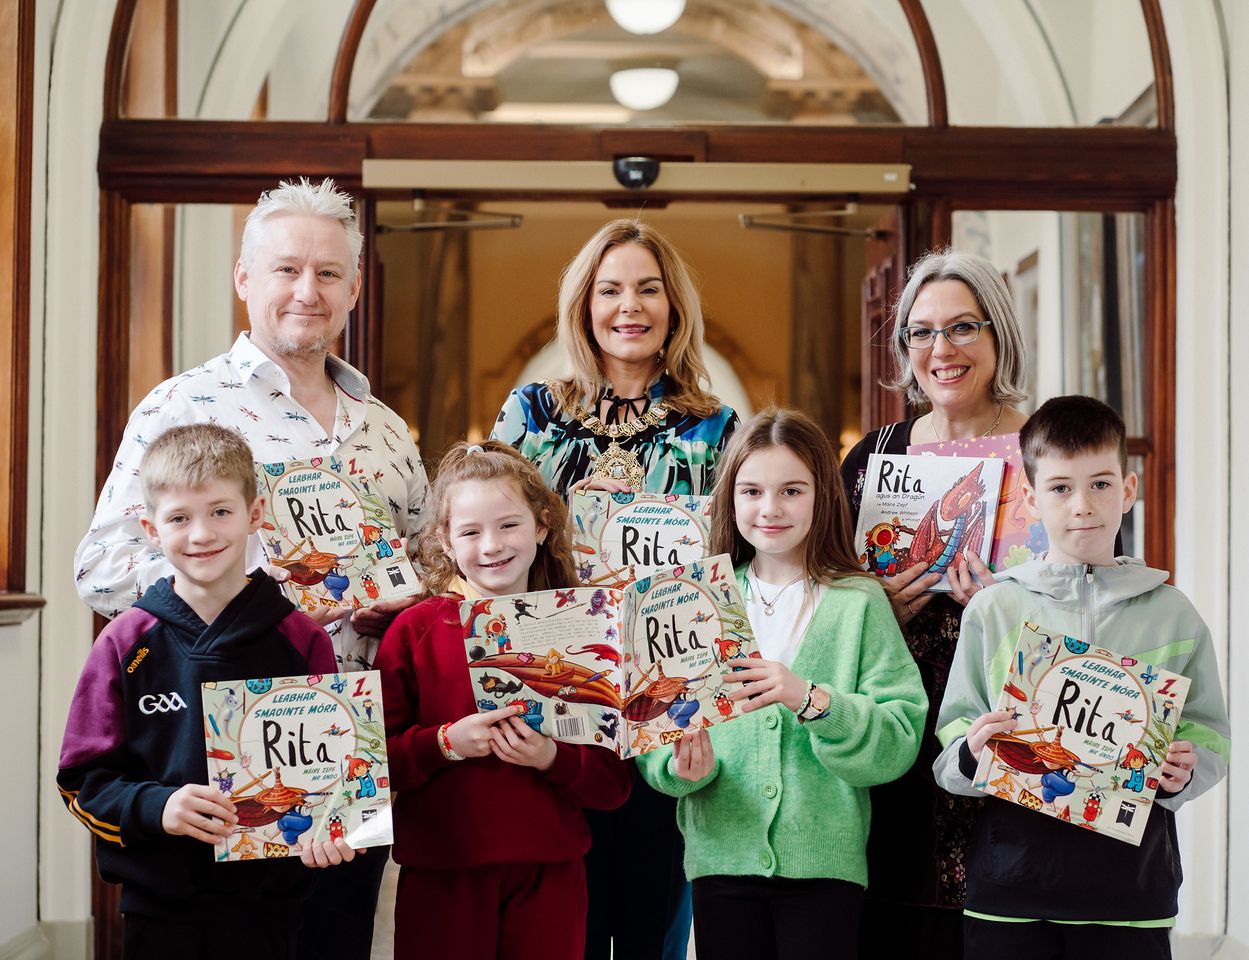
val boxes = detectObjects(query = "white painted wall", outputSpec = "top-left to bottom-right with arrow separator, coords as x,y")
1161,0 -> 1232,941
37,2 -> 118,955
1218,0 -> 1249,952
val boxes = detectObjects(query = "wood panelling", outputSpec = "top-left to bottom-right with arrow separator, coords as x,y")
1,0 -> 34,596
898,0 -> 947,127
98,120 -> 1177,207
1145,197 -> 1176,574
103,0 -> 139,120
329,0 -> 376,124
1140,0 -> 1175,133
345,195 -> 384,385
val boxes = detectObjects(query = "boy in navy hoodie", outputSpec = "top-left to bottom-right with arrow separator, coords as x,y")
58,423 -> 354,957
933,396 -> 1230,959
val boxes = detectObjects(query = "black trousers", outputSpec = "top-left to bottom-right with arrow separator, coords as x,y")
584,782 -> 687,959
964,916 -> 1172,960
859,900 -> 963,959
124,915 -> 296,960
692,874 -> 863,960
295,845 -> 391,960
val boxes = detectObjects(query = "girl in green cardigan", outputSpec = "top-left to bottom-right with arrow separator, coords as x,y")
636,409 -> 928,958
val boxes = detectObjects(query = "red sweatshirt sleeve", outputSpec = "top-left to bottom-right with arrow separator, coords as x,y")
375,601 -> 458,791
542,742 -> 632,811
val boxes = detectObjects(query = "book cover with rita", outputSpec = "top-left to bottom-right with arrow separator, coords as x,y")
254,456 -> 420,616
202,671 -> 393,861
461,555 -> 759,758
853,453 -> 1004,592
973,621 -> 1189,846
907,432 -> 1049,572
569,490 -> 713,588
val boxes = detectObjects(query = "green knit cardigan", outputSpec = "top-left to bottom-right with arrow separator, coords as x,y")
636,568 -> 927,886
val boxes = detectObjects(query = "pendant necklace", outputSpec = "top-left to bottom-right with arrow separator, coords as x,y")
749,562 -> 807,616
931,403 -> 1004,443
554,380 -> 670,489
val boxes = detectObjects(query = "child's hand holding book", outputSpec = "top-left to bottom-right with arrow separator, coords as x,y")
721,658 -> 810,714
1158,740 -> 1196,793
299,836 -> 360,869
446,703 -> 527,759
673,728 -> 715,782
161,783 -> 237,844
490,716 -> 558,772
966,709 -> 1017,761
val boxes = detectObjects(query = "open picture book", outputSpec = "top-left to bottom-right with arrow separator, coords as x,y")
569,490 -> 713,588
462,554 -> 758,758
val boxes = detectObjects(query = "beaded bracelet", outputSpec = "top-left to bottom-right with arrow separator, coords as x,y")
437,722 -> 465,761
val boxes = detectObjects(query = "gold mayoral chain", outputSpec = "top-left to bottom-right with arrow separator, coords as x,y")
569,396 -> 670,489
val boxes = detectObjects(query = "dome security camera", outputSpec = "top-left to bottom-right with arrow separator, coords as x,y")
612,157 -> 661,190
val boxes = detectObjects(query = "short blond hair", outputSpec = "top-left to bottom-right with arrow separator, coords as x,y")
548,220 -> 721,418
140,423 -> 258,511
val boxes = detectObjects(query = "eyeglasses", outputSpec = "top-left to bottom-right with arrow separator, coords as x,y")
900,320 -> 992,350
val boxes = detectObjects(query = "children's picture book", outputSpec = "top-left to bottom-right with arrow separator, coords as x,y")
974,621 -> 1189,846
461,554 -> 758,758
569,490 -> 713,588
202,671 -> 392,862
853,453 -> 1004,592
907,432 -> 1049,572
254,456 -> 420,616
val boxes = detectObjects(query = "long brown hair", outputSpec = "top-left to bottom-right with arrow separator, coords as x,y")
708,408 -> 868,584
416,440 -> 577,597
548,219 -> 721,418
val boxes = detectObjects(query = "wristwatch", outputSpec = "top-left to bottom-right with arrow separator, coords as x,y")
798,683 -> 829,723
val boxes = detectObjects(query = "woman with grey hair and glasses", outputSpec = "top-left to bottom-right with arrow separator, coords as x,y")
840,249 -> 1030,960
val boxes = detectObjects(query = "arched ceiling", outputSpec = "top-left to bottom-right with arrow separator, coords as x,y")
129,0 -> 1156,132
348,0 -> 927,123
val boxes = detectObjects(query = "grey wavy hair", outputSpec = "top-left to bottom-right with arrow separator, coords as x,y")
887,248 -> 1029,406
239,178 -> 364,277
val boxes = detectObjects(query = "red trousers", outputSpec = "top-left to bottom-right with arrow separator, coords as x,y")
393,859 -> 586,960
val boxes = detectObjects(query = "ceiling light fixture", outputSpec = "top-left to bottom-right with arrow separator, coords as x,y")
605,0 -> 685,35
609,67 -> 680,111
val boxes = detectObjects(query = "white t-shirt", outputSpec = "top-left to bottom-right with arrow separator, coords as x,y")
745,573 -> 824,667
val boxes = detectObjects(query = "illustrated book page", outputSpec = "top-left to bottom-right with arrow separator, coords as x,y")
461,554 -> 758,758
254,456 -> 420,616
569,490 -> 713,588
619,557 -> 758,757
973,621 -> 1189,846
203,670 -> 392,861
907,432 -> 1049,572
853,453 -> 1004,592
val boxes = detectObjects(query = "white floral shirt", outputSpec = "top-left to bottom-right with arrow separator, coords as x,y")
74,333 -> 429,671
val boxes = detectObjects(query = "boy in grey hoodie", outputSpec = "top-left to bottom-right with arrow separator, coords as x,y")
933,396 -> 1230,959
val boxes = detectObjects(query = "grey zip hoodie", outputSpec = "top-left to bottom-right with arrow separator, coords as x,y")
931,557 -> 1230,921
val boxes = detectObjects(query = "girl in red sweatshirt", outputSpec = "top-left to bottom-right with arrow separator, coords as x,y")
375,441 -> 631,960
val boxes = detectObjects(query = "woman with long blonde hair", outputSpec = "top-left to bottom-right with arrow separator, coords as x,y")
491,220 -> 738,959
492,219 -> 737,499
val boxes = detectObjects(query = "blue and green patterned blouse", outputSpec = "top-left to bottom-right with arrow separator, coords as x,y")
491,379 -> 739,498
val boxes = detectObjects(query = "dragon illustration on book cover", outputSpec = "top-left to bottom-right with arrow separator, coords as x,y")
861,461 -> 988,580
